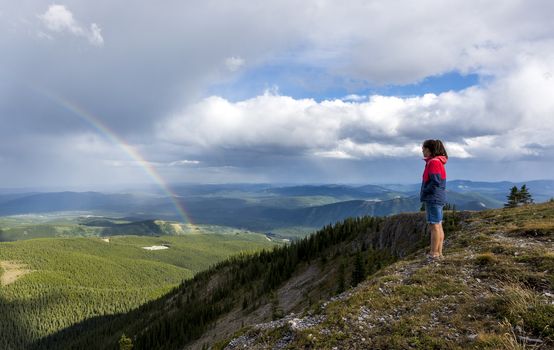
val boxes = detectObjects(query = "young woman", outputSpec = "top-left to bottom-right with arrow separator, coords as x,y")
420,139 -> 448,261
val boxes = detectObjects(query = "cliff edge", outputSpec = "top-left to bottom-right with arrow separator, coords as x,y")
220,202 -> 554,349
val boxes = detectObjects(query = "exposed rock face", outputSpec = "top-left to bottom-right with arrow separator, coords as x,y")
368,211 -> 471,257
371,213 -> 429,257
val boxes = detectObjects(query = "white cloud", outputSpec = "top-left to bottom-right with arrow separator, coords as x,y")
318,139 -> 417,159
38,4 -> 82,34
38,5 -> 104,46
36,31 -> 53,41
225,56 -> 245,72
313,150 -> 357,159
342,94 -> 367,102
444,142 -> 472,159
159,57 -> 554,162
169,159 -> 201,166
89,23 -> 104,46
292,1 -> 554,85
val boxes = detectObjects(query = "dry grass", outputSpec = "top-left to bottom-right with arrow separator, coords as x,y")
219,202 -> 554,349
0,260 -> 33,286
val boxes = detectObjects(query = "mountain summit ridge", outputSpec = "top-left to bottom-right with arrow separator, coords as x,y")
219,202 -> 554,349
32,202 -> 553,349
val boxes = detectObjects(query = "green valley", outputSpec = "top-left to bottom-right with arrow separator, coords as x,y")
0,227 -> 279,349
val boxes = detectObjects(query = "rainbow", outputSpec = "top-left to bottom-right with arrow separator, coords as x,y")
32,88 -> 193,225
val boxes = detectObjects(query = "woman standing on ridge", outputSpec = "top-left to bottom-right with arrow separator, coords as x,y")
420,139 -> 448,261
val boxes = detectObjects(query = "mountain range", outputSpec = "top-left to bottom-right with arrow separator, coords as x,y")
0,180 -> 552,237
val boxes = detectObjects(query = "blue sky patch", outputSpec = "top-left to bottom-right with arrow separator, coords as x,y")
207,64 -> 480,101
368,71 -> 480,97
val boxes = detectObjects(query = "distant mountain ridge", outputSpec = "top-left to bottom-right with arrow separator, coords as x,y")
0,191 -> 139,215
260,184 -> 396,199
0,180 -> 552,235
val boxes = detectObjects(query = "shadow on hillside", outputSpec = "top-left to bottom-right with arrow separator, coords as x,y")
30,312 -> 123,350
0,293 -> 40,349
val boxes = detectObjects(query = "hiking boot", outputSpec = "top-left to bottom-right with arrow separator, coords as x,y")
425,254 -> 442,263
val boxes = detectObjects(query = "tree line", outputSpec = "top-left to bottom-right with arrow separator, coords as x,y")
505,184 -> 534,208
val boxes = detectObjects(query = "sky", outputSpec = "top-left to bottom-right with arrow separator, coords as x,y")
1,0 -> 554,189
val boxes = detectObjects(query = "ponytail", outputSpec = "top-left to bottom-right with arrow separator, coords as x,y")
435,140 -> 448,159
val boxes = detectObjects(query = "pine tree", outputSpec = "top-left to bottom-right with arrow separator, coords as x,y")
505,186 -> 519,208
443,203 -> 456,211
270,292 -> 283,320
336,261 -> 345,294
518,184 -> 533,205
242,296 -> 248,310
351,252 -> 366,287
119,334 -> 133,350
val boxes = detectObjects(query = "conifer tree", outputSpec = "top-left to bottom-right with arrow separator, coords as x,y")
336,261 -> 345,294
270,293 -> 284,320
443,203 -> 456,211
119,334 -> 133,350
505,186 -> 520,208
351,252 -> 366,286
518,184 -> 533,205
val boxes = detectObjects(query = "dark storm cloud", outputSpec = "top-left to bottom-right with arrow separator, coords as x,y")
0,1 -> 313,186
0,1 -> 307,136
1,1 -> 554,187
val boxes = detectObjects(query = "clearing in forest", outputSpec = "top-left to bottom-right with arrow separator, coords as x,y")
0,260 -> 32,286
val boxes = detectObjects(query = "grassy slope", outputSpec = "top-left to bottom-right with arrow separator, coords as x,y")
0,232 -> 278,349
221,202 -> 554,349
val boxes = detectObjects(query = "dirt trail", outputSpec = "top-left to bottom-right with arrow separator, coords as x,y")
0,261 -> 32,286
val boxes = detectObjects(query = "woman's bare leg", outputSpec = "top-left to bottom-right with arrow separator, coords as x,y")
438,223 -> 445,257
429,223 -> 441,257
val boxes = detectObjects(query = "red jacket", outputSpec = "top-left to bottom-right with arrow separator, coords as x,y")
420,155 -> 447,205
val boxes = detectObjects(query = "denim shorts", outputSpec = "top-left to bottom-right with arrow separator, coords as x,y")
425,203 -> 443,224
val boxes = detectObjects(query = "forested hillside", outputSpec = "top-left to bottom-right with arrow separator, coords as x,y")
0,232 -> 277,349
32,208 -> 461,349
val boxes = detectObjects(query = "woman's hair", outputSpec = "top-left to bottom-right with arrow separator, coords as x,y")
423,139 -> 448,158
